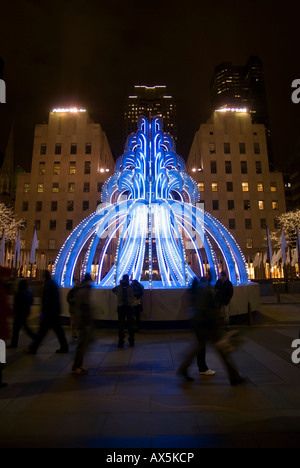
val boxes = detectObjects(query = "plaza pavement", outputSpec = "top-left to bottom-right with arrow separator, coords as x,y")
0,295 -> 300,448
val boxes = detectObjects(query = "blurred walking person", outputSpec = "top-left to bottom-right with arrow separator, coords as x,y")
67,279 -> 80,338
178,274 -> 245,386
29,271 -> 69,355
0,267 -> 14,388
112,274 -> 135,348
72,273 -> 95,376
10,279 -> 35,348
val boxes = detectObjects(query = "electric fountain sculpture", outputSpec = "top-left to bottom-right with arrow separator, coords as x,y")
54,117 -> 258,321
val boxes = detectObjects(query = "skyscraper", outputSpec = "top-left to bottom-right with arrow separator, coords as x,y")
210,56 -> 273,169
124,85 -> 177,143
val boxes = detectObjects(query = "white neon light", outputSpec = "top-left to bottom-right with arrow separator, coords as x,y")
216,107 -> 248,113
52,107 -> 86,113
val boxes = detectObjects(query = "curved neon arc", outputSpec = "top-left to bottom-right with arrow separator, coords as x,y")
54,116 -> 249,289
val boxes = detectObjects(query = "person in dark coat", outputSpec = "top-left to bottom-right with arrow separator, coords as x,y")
215,270 -> 234,327
29,271 -> 69,355
0,267 -> 14,388
178,274 -> 245,386
10,280 -> 35,348
112,274 -> 135,348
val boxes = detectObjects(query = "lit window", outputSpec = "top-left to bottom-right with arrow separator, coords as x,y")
53,162 -> 60,175
272,201 -> 279,210
211,182 -> 218,192
198,182 -> 204,192
257,183 -> 264,192
52,183 -> 59,193
23,183 -> 30,194
242,182 -> 249,192
39,162 -> 45,175
246,238 -> 253,249
37,183 -> 44,193
258,200 -> 264,210
270,183 -> 277,192
69,162 -> 76,175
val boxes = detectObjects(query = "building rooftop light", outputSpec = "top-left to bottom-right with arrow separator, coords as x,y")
216,107 -> 248,113
52,107 -> 86,113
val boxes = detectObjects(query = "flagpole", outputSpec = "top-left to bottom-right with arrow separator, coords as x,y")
297,228 -> 300,278
0,229 -> 5,267
30,227 -> 38,280
266,227 -> 273,280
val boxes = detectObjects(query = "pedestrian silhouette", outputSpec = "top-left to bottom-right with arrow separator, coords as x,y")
0,267 -> 14,388
112,274 -> 135,348
67,279 -> 80,338
215,270 -> 234,327
10,280 -> 36,348
178,274 -> 246,386
72,273 -> 94,376
29,270 -> 69,355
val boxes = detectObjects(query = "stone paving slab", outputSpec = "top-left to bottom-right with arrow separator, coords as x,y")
0,301 -> 300,448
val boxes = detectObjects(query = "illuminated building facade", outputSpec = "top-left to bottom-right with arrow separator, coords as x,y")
124,85 -> 176,143
186,109 -> 286,275
14,108 -> 115,270
54,116 -> 249,289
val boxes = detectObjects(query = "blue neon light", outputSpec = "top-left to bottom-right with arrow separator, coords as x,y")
53,117 -> 249,288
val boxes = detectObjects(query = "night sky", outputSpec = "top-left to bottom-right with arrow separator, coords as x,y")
1,0 -> 300,171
